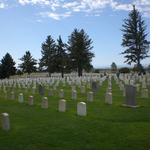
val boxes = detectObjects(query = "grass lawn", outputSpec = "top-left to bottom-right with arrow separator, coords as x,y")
0,79 -> 150,150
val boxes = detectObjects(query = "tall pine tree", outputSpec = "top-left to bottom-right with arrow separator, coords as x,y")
111,62 -> 117,73
68,29 -> 94,76
0,53 -> 16,79
121,5 -> 149,73
55,36 -> 67,78
19,51 -> 37,74
40,35 -> 56,77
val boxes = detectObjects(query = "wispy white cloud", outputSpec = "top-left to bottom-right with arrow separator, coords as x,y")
63,1 -> 78,9
39,11 -> 72,20
110,1 -> 133,11
62,0 -> 111,12
18,0 -> 51,5
84,0 -> 110,9
16,0 -> 150,13
18,0 -> 61,11
1,0 -> 150,19
139,0 -> 150,5
0,3 -> 5,8
0,1 -> 7,9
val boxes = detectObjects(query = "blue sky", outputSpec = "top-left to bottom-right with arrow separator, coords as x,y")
0,0 -> 150,68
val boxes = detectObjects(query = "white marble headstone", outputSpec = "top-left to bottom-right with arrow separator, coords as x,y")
58,99 -> 66,112
77,102 -> 87,116
1,113 -> 10,131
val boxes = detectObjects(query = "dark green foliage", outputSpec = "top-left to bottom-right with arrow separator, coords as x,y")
68,29 -> 94,76
148,65 -> 150,73
38,60 -> 45,72
119,67 -> 130,73
16,69 -> 23,75
0,53 -> 16,79
132,64 -> 145,74
84,63 -> 93,72
111,62 -> 117,73
93,68 -> 100,73
19,51 -> 37,74
121,5 -> 149,72
55,36 -> 68,78
40,35 -> 56,76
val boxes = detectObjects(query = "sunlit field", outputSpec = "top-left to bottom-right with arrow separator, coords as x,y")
0,78 -> 150,150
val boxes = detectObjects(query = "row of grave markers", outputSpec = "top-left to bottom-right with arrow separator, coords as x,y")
0,76 -> 107,131
0,101 -> 87,131
1,73 -> 150,131
1,74 -> 149,108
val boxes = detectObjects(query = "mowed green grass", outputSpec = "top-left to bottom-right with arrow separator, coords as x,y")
0,79 -> 150,150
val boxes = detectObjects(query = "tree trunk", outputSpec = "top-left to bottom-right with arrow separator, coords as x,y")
48,65 -> 51,77
61,68 -> 64,78
78,67 -> 82,77
48,72 -> 51,77
137,59 -> 141,73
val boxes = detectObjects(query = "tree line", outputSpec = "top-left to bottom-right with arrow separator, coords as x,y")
0,29 -> 94,79
0,5 -> 150,79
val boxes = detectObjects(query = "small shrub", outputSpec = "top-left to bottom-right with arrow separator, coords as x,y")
119,67 -> 130,73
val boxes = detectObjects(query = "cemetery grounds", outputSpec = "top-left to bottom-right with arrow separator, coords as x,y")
0,74 -> 150,150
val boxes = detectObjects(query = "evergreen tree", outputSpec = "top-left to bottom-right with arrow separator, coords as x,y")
55,36 -> 67,78
19,51 -> 37,74
40,35 -> 56,77
119,67 -> 130,74
0,53 -> 16,79
111,62 -> 117,73
68,29 -> 94,76
148,65 -> 150,73
121,5 -> 149,73
38,60 -> 45,72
